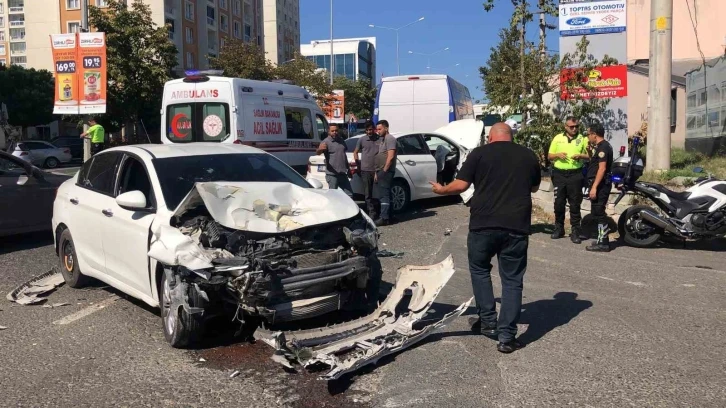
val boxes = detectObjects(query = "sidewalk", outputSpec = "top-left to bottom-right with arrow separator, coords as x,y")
534,178 -> 633,224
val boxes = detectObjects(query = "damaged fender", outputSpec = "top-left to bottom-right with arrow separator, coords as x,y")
257,255 -> 473,380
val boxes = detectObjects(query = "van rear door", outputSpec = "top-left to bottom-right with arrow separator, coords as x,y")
163,79 -> 233,143
377,80 -> 414,133
412,78 -> 449,132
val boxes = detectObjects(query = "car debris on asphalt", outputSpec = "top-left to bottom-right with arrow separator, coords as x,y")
42,303 -> 71,309
6,268 -> 65,305
376,249 -> 404,258
256,255 -> 473,380
0,325 -> 7,330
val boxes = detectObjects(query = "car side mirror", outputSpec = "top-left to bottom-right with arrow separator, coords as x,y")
116,190 -> 149,211
307,178 -> 324,189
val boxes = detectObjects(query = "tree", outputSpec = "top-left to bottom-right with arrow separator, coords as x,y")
88,0 -> 178,139
274,53 -> 332,100
209,41 -> 276,80
332,76 -> 376,119
0,65 -> 54,128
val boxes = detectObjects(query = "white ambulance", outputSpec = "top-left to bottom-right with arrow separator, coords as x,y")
161,71 -> 328,173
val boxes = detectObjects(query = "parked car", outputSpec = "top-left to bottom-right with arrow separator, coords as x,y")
51,136 -> 85,160
52,143 -> 381,347
9,140 -> 73,169
0,151 -> 71,237
307,119 -> 484,212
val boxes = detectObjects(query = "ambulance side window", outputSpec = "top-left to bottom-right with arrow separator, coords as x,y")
315,114 -> 328,139
285,107 -> 314,140
167,104 -> 194,143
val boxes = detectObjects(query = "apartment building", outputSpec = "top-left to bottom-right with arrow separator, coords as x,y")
263,0 -> 298,65
0,0 -> 264,72
300,37 -> 376,85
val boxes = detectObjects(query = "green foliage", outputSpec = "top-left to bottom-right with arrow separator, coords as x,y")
275,53 -> 333,99
639,149 -> 726,184
332,76 -> 376,119
209,41 -> 276,81
88,0 -> 178,134
0,65 -> 55,127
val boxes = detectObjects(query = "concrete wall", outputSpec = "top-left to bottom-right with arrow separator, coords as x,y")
627,71 -> 687,149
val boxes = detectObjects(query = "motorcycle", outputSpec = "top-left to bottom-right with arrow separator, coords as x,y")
612,136 -> 726,248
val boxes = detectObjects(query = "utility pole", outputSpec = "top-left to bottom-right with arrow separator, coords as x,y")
329,0 -> 334,84
646,0 -> 673,171
519,0 -> 528,128
539,1 -> 546,62
81,0 -> 91,162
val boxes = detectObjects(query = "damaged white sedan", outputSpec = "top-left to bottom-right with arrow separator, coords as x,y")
52,144 -> 382,347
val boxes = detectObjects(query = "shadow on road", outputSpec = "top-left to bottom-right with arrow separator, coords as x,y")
517,292 -> 593,345
0,231 -> 54,256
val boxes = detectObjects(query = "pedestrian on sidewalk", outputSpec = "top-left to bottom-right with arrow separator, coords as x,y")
316,123 -> 353,197
353,121 -> 380,220
584,122 -> 614,253
429,123 -> 541,353
80,117 -> 105,156
547,116 -> 590,243
373,120 -> 397,227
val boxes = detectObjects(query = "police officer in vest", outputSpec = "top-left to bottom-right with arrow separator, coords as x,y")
547,116 -> 590,243
584,122 -> 614,252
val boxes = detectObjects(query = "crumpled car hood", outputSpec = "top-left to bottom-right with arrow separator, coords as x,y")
173,182 -> 361,234
257,255 -> 473,380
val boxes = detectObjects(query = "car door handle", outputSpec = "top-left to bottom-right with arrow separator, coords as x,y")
102,209 -> 113,217
70,198 -> 79,205
405,160 -> 416,165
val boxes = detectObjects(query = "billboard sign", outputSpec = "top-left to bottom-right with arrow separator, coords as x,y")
559,0 -> 627,37
50,32 -> 107,115
560,65 -> 628,100
322,90 -> 345,123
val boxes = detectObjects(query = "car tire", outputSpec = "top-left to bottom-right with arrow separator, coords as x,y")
44,157 -> 60,169
391,179 -> 410,213
58,229 -> 90,288
160,269 -> 205,348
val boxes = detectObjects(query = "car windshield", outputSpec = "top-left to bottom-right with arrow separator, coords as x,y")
153,153 -> 311,210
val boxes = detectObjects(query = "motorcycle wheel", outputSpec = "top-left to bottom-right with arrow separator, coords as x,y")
618,205 -> 662,248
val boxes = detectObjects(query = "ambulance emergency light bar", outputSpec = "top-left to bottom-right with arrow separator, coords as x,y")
183,70 -> 224,83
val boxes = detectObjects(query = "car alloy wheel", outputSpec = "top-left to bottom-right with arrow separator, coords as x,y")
391,184 -> 407,212
62,241 -> 75,273
45,157 -> 60,169
161,276 -> 177,336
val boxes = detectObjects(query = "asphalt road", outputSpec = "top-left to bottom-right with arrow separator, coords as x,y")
1,197 -> 725,407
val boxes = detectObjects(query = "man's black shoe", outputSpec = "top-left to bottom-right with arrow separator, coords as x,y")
497,339 -> 525,354
374,218 -> 390,227
570,227 -> 582,244
586,242 -> 611,252
551,226 -> 565,239
470,319 -> 498,338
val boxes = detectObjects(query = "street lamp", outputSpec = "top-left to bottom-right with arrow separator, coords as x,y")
369,16 -> 425,76
408,47 -> 450,74
427,62 -> 460,73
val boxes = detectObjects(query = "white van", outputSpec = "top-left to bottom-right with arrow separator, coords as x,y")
161,72 -> 328,173
373,75 -> 474,134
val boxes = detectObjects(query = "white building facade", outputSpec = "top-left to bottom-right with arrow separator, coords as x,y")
300,37 -> 376,85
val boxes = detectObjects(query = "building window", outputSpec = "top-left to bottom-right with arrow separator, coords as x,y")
186,52 -> 194,69
166,18 -> 175,40
11,56 -> 26,64
220,14 -> 228,32
233,21 -> 241,39
207,6 -> 215,25
0,45 -> 5,56
0,59 -> 5,66
95,0 -> 108,7
220,37 -> 226,49
244,24 -> 251,42
0,32 -> 4,41
185,1 -> 195,21
185,27 -> 194,43
0,17 -> 4,28
233,0 -> 241,16
67,21 -> 81,33
66,0 -> 80,10
220,0 -> 227,9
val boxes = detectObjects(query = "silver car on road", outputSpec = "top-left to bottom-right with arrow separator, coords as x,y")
8,140 -> 73,169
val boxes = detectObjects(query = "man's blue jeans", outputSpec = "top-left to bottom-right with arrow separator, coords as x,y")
467,229 -> 529,342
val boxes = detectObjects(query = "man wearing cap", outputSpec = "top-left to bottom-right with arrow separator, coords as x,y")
547,116 -> 589,244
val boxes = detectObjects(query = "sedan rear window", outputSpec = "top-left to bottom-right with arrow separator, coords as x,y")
153,153 -> 311,210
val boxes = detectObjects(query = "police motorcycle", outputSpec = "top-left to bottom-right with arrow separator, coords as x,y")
611,136 -> 726,248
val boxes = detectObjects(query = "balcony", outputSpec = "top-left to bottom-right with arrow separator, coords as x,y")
10,29 -> 25,42
164,3 -> 175,16
10,46 -> 26,56
207,16 -> 216,29
9,16 -> 24,27
8,1 -> 23,13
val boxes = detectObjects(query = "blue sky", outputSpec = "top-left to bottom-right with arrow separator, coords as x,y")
300,0 -> 559,102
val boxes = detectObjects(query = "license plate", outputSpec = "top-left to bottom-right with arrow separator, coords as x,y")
317,165 -> 325,172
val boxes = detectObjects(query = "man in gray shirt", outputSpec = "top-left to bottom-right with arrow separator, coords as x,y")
374,120 -> 397,226
316,123 -> 353,196
353,121 -> 380,220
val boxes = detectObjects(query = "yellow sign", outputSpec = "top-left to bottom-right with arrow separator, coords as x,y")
655,16 -> 667,31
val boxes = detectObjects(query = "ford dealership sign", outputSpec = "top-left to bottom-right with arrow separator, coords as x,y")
559,0 -> 626,37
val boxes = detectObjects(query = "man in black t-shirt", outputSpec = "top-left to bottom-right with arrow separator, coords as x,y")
430,123 -> 540,354
584,122 -> 614,253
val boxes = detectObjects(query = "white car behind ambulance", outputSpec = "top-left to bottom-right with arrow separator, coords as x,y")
161,71 -> 329,173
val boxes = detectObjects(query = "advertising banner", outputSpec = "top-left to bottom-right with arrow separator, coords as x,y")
560,65 -> 628,100
322,90 -> 345,123
559,0 -> 627,37
77,32 -> 107,114
50,34 -> 80,115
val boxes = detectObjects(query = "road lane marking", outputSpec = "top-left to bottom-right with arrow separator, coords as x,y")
52,295 -> 119,325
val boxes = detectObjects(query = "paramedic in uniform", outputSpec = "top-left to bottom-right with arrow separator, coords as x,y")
316,123 -> 353,197
585,122 -> 614,253
547,116 -> 589,243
